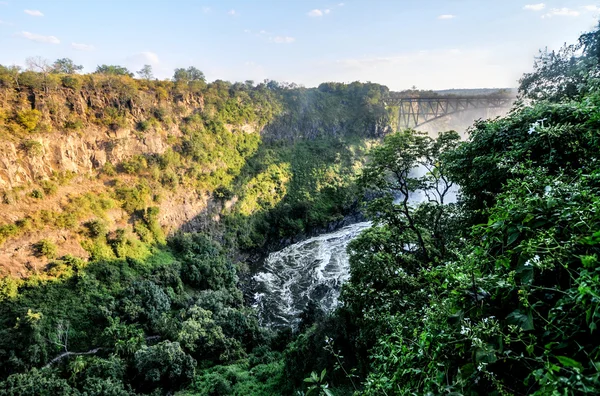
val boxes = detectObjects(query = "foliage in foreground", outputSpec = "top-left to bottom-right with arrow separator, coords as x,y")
279,23 -> 600,396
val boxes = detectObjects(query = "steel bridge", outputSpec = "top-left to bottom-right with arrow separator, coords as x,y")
387,95 -> 515,130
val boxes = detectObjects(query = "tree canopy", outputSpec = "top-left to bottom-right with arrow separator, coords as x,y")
95,64 -> 134,77
52,58 -> 84,74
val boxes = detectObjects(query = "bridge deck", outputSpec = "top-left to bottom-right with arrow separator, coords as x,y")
387,96 -> 516,129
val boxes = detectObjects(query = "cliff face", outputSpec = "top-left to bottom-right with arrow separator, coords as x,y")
0,76 -> 402,277
0,77 -> 206,188
0,126 -> 174,188
0,74 -> 276,276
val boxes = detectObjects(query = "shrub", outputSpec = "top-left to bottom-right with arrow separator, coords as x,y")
153,107 -> 168,122
61,75 -> 82,90
0,276 -> 20,301
33,239 -> 57,259
30,189 -> 44,199
21,140 -> 43,157
39,180 -> 58,196
155,87 -> 169,101
64,119 -> 84,130
0,223 -> 19,245
16,109 -> 43,131
102,162 -> 117,176
134,341 -> 196,392
136,120 -> 151,132
120,155 -> 148,175
134,222 -> 154,243
50,170 -> 77,186
103,107 -> 128,131
17,71 -> 43,90
115,183 -> 152,213
83,219 -> 107,239
159,170 -> 179,189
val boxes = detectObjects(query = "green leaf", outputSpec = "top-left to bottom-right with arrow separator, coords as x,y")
506,309 -> 534,331
459,363 -> 475,378
474,347 -> 497,364
320,368 -> 327,382
507,231 -> 520,246
448,310 -> 464,326
323,390 -> 334,396
556,356 -> 584,371
516,259 -> 534,284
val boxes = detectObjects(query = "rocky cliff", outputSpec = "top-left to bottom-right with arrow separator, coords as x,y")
0,74 -> 278,275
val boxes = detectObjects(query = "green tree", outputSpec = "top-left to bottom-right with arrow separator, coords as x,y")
357,129 -> 460,263
94,65 -> 134,77
52,58 -> 84,74
519,22 -> 600,101
137,64 -> 153,80
134,341 -> 196,391
173,66 -> 205,83
25,56 -> 57,93
0,369 -> 77,395
0,64 -> 22,89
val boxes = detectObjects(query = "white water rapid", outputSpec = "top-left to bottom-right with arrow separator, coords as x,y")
252,221 -> 372,327
252,164 -> 458,328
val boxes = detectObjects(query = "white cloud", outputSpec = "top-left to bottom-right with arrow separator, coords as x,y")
228,9 -> 236,16
338,3 -> 345,6
324,9 -> 331,14
125,52 -> 161,75
308,9 -> 324,17
17,31 -> 59,44
202,6 -> 211,13
0,2 -> 8,5
139,51 -> 159,64
271,36 -> 295,44
437,14 -> 455,19
523,3 -> 545,11
71,42 -> 95,51
24,9 -> 43,17
582,5 -> 600,11
542,7 -> 580,18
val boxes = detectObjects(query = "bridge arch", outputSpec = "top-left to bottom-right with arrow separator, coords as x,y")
387,96 -> 515,130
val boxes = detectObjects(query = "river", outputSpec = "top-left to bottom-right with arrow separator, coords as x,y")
252,221 -> 372,327
252,165 -> 457,328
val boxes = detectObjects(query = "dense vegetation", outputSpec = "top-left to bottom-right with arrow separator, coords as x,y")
0,62 -> 389,394
279,24 -> 600,395
0,59 -> 390,269
0,22 -> 598,396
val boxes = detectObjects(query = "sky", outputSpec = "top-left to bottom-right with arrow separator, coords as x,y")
0,1 -> 599,90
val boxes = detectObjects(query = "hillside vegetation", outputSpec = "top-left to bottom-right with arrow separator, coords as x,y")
281,24 -> 600,395
0,63 -> 391,275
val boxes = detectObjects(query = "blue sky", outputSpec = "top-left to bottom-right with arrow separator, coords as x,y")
0,1 -> 599,90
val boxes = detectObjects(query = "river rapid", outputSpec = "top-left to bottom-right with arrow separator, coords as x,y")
252,221 -> 371,327
252,165 -> 457,328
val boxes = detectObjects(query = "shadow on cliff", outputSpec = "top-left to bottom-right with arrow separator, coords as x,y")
176,133 -> 370,262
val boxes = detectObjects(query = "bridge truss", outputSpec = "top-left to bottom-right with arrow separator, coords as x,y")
388,96 -> 515,130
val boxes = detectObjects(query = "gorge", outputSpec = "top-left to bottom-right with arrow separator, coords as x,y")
0,21 -> 598,396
